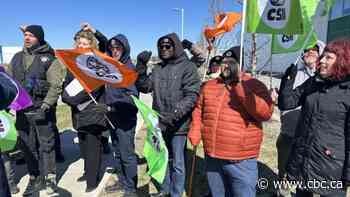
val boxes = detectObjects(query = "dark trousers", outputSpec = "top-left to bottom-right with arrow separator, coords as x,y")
110,119 -> 137,192
49,108 -> 62,156
205,156 -> 258,197
295,189 -> 346,197
276,133 -> 294,178
17,113 -> 56,177
78,129 -> 102,188
155,133 -> 186,197
2,153 -> 16,186
0,154 -> 11,197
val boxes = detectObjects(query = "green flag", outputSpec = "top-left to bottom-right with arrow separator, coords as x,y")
271,0 -> 319,54
246,0 -> 304,34
271,0 -> 335,54
131,96 -> 168,184
0,111 -> 17,152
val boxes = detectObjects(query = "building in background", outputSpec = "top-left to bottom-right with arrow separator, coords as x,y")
328,0 -> 350,41
0,46 -> 22,64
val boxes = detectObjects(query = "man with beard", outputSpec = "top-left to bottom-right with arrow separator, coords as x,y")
188,46 -> 274,197
136,33 -> 201,197
7,25 -> 65,196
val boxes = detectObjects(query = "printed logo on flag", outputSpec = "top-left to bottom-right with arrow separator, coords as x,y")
276,34 -> 299,49
148,113 -> 162,153
76,53 -> 123,84
0,114 -> 10,138
258,0 -> 291,29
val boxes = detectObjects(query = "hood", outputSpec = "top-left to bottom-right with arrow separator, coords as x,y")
157,33 -> 185,61
24,41 -> 55,56
107,34 -> 131,64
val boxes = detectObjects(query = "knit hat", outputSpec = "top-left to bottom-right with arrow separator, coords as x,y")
223,46 -> 241,62
25,25 -> 45,44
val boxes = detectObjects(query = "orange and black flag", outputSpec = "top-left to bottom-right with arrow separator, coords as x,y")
204,12 -> 241,50
55,48 -> 138,93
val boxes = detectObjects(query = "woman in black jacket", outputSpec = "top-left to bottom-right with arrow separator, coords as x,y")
61,30 -> 108,192
278,39 -> 350,197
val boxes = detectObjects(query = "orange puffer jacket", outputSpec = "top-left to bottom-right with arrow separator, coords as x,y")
188,74 -> 274,160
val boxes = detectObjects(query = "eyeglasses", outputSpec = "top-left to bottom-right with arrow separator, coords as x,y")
159,45 -> 173,50
221,58 -> 238,66
109,46 -> 123,51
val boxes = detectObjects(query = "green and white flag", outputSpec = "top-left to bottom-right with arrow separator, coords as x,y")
246,0 -> 304,34
0,111 -> 17,152
271,0 -> 319,54
271,0 -> 334,54
131,96 -> 168,184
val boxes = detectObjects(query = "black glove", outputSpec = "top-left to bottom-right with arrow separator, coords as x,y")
182,39 -> 193,50
159,112 -> 176,127
137,50 -> 152,66
283,64 -> 298,81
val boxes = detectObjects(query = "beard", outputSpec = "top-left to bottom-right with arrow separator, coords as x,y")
220,62 -> 239,83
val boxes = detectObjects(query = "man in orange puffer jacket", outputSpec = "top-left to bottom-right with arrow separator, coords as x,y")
188,46 -> 274,197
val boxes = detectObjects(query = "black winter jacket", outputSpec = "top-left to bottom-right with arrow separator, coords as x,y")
136,33 -> 201,134
61,71 -> 107,132
279,75 -> 350,195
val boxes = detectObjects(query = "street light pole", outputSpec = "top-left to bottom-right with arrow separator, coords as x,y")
172,8 -> 184,40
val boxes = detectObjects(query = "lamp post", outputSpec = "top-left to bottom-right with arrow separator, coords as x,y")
172,8 -> 184,40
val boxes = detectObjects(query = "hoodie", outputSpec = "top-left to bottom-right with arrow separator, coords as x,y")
137,33 -> 201,134
104,34 -> 139,120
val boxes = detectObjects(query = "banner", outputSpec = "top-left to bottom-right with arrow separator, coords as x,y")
131,96 -> 168,184
0,111 -> 17,152
271,0 -> 334,54
56,48 -> 138,92
246,0 -> 304,34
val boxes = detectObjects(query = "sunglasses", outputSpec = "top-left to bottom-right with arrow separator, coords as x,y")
159,44 -> 173,50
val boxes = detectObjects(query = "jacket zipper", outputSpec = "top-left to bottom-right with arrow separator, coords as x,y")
212,86 -> 227,154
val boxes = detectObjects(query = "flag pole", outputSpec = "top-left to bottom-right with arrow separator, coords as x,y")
87,92 -> 116,130
202,48 -> 212,81
293,26 -> 315,66
239,0 -> 247,73
188,145 -> 197,197
270,54 -> 273,89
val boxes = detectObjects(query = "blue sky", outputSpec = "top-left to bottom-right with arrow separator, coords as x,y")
0,0 -> 241,58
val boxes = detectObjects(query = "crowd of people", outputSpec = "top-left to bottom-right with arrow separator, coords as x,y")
0,22 -> 350,197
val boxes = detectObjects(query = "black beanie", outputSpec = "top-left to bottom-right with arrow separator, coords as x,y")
209,55 -> 223,67
223,46 -> 241,62
25,25 -> 45,43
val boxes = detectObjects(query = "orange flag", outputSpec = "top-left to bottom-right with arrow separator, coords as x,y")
204,12 -> 241,40
56,48 -> 138,93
